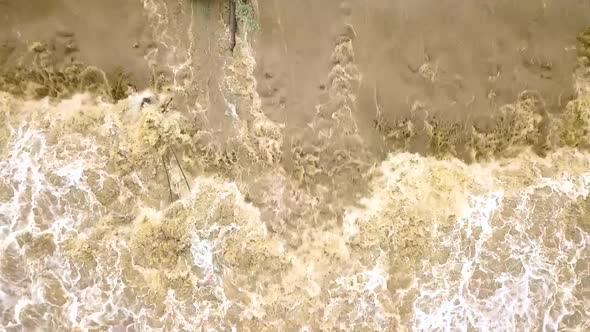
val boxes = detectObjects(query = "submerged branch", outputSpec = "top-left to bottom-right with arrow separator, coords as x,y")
171,147 -> 191,192
161,97 -> 173,113
162,155 -> 173,202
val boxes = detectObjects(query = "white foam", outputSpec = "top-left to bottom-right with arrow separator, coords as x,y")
412,172 -> 590,331
324,250 -> 391,329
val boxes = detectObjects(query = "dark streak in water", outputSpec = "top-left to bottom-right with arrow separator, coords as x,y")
229,0 -> 237,53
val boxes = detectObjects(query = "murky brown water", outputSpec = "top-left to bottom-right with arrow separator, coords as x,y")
1,0 -> 590,331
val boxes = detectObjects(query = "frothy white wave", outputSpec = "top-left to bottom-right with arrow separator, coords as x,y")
412,172 -> 590,331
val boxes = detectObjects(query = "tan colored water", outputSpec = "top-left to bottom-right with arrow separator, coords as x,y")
1,0 -> 590,331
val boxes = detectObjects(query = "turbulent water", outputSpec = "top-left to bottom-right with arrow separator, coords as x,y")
1,0 -> 590,331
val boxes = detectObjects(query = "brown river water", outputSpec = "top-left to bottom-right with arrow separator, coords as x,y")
1,0 -> 590,331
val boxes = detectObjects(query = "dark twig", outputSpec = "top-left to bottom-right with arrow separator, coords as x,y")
171,147 -> 191,192
161,97 -> 173,113
162,155 -> 173,202
229,0 -> 237,53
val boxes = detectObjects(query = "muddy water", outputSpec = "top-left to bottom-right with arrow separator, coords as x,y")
1,0 -> 590,331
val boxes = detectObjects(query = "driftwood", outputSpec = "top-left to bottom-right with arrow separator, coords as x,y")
229,0 -> 237,52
